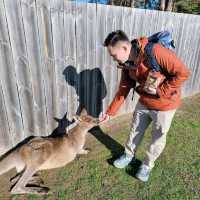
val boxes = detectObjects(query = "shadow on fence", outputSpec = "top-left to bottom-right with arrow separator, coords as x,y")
63,65 -> 107,118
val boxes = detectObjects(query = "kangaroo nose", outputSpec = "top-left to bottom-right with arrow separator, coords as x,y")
95,119 -> 100,124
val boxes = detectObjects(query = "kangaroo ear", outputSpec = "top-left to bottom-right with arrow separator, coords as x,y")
80,108 -> 87,116
54,117 -> 61,123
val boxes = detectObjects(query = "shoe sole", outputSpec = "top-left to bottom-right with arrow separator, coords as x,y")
113,159 -> 135,169
113,163 -> 128,169
135,174 -> 149,182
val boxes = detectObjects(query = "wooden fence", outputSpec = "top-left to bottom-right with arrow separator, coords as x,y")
0,0 -> 200,154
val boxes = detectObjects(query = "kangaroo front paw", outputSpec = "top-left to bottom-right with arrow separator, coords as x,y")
78,148 -> 90,155
26,175 -> 44,186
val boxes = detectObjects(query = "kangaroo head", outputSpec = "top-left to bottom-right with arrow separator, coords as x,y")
73,109 -> 99,129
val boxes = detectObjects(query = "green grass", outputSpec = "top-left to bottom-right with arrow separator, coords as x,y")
6,95 -> 200,200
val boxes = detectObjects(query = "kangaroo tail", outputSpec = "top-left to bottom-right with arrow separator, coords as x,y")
0,150 -> 18,175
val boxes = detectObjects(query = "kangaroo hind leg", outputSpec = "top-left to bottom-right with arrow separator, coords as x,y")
10,171 -> 44,187
10,167 -> 49,195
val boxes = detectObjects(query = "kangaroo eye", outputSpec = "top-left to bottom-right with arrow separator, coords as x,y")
82,116 -> 86,120
82,116 -> 90,122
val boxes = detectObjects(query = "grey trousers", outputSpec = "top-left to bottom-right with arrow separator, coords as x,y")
125,102 -> 176,169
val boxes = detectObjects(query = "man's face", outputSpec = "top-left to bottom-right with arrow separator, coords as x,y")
107,41 -> 131,64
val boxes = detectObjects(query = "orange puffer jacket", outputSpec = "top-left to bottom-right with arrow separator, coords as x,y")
106,37 -> 191,116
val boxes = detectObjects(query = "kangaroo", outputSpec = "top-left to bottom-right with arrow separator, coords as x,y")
0,109 -> 99,195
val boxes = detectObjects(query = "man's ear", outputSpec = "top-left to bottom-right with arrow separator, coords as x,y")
122,45 -> 128,52
80,108 -> 87,116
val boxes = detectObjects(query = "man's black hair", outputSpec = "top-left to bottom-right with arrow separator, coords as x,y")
104,30 -> 129,47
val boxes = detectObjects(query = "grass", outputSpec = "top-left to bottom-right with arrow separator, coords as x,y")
1,94 -> 200,200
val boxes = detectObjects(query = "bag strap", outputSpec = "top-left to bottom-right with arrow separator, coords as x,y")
144,42 -> 162,72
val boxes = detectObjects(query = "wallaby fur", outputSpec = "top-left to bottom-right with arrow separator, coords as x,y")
0,109 -> 99,195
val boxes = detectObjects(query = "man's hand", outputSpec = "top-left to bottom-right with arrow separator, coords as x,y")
136,85 -> 157,96
143,86 -> 157,95
99,113 -> 110,123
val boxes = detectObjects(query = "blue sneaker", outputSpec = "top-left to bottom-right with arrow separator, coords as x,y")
113,154 -> 134,169
136,164 -> 151,182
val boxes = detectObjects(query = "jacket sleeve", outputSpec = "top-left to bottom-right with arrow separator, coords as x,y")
106,69 -> 133,116
153,44 -> 191,98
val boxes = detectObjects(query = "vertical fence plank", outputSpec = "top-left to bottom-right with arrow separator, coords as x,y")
51,0 -> 71,121
187,16 -> 200,95
21,0 -> 48,135
86,4 -> 96,69
87,4 -> 107,117
108,6 -> 125,111
4,0 -> 35,137
75,3 -> 89,116
96,4 -> 108,114
104,6 -> 124,113
36,0 -> 58,133
0,0 -> 24,147
96,5 -> 116,113
63,2 -> 77,118
0,81 -> 10,153
121,6 -> 139,112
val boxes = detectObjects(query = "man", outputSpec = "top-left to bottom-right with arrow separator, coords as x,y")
100,30 -> 190,182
